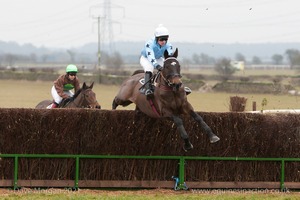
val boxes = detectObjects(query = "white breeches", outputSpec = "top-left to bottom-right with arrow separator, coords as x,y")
51,86 -> 74,104
140,56 -> 164,73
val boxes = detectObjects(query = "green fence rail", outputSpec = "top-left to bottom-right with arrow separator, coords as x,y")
1,154 -> 300,191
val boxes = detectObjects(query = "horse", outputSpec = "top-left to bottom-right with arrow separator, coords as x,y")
112,48 -> 220,151
35,82 -> 101,109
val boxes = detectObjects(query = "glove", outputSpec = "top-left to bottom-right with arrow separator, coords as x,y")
156,64 -> 163,71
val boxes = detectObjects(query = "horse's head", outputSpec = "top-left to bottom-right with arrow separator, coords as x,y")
161,48 -> 182,91
75,82 -> 101,109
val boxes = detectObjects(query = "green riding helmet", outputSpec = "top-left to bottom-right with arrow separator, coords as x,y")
66,64 -> 78,73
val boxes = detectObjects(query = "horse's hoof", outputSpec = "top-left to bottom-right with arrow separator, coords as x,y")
210,135 -> 220,143
183,143 -> 194,152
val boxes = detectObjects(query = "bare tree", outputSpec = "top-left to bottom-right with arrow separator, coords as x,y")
285,49 -> 300,69
41,54 -> 48,62
192,53 -> 215,64
182,57 -> 192,71
252,56 -> 262,64
30,53 -> 37,63
4,53 -> 16,66
103,52 -> 124,69
271,54 -> 284,65
214,58 -> 236,81
235,53 -> 246,62
192,53 -> 200,64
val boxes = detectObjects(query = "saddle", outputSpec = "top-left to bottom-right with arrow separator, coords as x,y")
138,73 -> 157,94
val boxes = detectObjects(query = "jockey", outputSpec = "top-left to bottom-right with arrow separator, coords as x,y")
49,64 -> 81,108
140,24 -> 173,98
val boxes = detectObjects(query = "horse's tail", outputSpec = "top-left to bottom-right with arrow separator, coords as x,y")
132,70 -> 144,76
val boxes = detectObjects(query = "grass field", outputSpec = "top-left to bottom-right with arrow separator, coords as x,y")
189,68 -> 299,76
0,188 -> 299,199
0,79 -> 300,112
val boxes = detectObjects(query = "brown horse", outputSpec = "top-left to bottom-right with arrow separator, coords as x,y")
112,48 -> 220,151
36,82 -> 101,109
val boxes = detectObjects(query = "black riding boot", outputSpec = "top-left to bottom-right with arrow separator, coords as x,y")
144,71 -> 154,98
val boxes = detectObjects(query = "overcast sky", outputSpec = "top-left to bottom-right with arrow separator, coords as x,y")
1,0 -> 300,48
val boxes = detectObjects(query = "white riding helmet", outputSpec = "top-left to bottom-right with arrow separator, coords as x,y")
154,24 -> 169,37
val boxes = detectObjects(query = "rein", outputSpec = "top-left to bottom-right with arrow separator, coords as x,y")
158,72 -> 175,90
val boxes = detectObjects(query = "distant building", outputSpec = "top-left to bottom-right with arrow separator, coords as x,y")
231,61 -> 245,70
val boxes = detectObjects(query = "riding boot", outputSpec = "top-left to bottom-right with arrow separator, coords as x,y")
144,71 -> 154,98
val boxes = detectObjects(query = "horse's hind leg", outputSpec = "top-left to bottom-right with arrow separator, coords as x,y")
172,115 -> 193,151
190,111 -> 220,143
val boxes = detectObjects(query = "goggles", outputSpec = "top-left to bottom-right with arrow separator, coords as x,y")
158,37 -> 168,41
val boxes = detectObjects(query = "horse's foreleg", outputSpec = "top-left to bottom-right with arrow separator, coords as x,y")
112,97 -> 133,109
112,97 -> 118,109
190,111 -> 220,143
172,115 -> 193,151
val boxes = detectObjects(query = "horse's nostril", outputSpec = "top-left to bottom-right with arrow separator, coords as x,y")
96,105 -> 101,109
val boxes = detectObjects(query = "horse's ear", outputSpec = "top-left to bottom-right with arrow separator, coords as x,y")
83,82 -> 87,89
173,48 -> 178,58
90,82 -> 94,89
164,50 -> 169,59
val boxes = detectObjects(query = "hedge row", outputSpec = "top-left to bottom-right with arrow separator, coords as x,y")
0,108 -> 299,181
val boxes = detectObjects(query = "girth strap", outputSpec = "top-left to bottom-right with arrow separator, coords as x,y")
148,99 -> 160,117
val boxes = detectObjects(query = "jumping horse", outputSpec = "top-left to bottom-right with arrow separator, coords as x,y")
112,48 -> 220,151
35,82 -> 101,109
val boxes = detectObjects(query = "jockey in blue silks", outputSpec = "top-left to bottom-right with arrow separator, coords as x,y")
140,24 -> 173,98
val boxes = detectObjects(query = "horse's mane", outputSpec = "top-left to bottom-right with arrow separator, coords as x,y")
72,88 -> 83,99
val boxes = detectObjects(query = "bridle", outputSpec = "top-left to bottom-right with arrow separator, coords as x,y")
158,57 -> 182,91
72,88 -> 99,108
